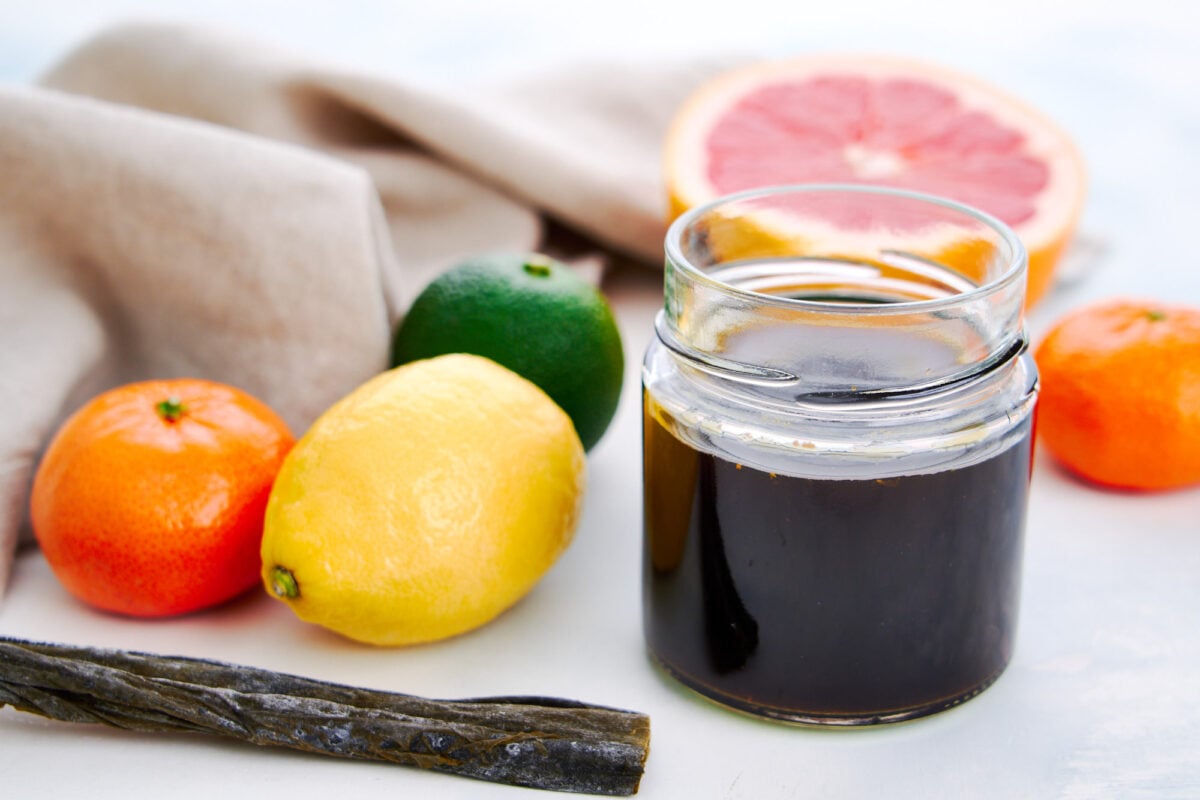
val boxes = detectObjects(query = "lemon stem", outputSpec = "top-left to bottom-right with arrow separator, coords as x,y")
270,566 -> 300,599
522,258 -> 553,278
155,397 -> 187,423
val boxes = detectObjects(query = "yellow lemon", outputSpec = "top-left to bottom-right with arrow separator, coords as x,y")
261,354 -> 586,645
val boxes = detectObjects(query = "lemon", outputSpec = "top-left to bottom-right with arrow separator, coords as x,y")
260,354 -> 586,646
390,253 -> 624,451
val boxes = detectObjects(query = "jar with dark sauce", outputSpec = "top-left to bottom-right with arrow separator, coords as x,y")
642,185 -> 1038,725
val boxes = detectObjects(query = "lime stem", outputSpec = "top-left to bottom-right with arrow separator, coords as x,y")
522,257 -> 553,278
155,397 -> 187,423
270,566 -> 300,599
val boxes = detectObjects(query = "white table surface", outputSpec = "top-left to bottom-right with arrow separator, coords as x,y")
2,2 -> 1199,798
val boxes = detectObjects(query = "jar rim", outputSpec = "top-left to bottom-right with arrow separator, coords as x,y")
664,183 -> 1028,315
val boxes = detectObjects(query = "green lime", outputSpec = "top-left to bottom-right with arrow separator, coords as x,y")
390,253 -> 624,451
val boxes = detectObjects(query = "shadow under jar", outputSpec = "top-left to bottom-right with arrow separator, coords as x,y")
642,185 -> 1038,725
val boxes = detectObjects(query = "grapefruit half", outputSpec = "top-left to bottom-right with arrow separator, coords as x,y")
664,55 -> 1086,306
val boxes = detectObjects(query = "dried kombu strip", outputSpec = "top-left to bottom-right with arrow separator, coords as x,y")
0,637 -> 650,796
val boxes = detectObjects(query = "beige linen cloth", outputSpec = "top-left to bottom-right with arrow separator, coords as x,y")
0,22 -> 727,598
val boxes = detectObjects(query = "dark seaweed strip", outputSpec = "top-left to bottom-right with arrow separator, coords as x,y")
0,637 -> 650,796
7,639 -> 643,739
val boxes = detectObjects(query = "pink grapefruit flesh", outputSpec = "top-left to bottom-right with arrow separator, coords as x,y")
665,56 -> 1087,305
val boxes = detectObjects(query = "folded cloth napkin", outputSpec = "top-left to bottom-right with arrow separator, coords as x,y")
0,22 -> 730,598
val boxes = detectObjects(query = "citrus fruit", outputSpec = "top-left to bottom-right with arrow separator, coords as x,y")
1035,299 -> 1200,490
664,55 -> 1087,306
390,253 -> 624,451
261,353 -> 586,646
30,379 -> 295,616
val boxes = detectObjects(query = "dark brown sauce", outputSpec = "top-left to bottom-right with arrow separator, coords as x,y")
642,396 -> 1033,723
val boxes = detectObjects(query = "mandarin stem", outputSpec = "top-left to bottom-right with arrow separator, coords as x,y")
155,396 -> 187,422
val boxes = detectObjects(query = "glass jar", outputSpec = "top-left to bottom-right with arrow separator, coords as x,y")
642,185 -> 1038,725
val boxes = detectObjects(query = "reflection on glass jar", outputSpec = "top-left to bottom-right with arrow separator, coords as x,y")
642,184 -> 1038,725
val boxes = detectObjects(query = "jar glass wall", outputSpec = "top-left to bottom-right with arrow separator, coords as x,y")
642,185 -> 1038,725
